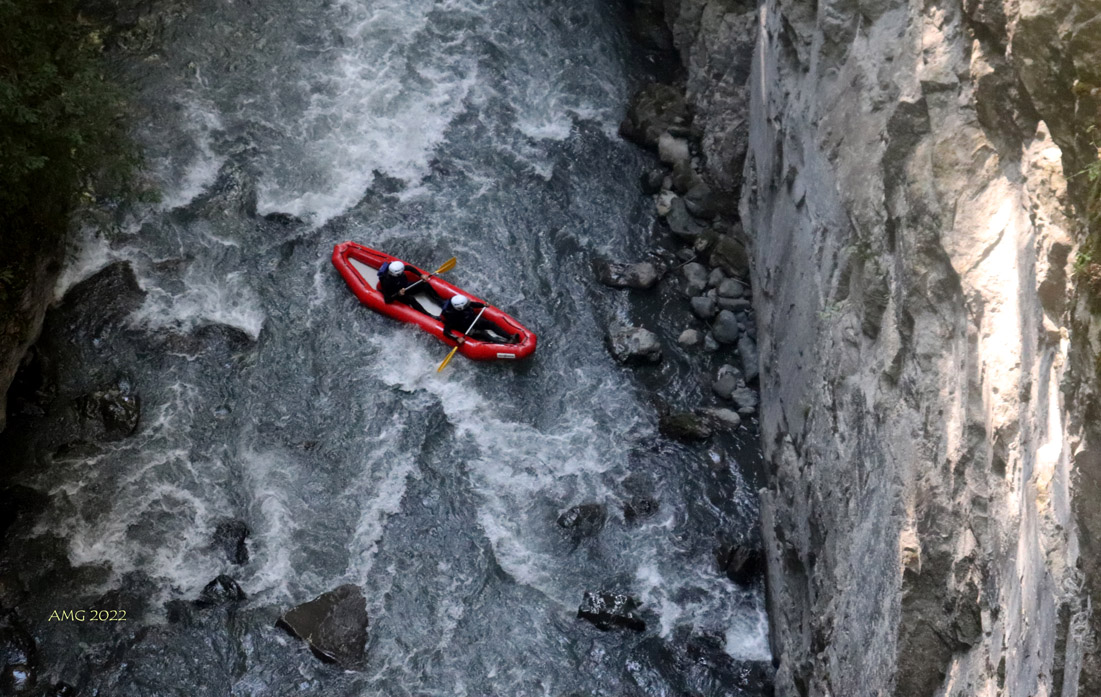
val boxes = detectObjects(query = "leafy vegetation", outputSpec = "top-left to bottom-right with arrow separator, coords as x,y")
0,0 -> 136,303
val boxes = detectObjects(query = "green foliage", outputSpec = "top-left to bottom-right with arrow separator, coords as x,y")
0,0 -> 136,242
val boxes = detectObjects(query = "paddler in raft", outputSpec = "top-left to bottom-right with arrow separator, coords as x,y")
441,294 -> 520,344
377,260 -> 442,308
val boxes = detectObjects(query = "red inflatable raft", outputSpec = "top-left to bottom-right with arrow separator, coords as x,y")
332,241 -> 537,361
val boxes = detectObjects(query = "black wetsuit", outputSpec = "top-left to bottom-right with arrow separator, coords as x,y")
440,299 -> 489,341
377,262 -> 421,303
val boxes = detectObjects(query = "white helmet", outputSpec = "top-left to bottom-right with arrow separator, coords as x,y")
387,260 -> 406,276
450,294 -> 469,310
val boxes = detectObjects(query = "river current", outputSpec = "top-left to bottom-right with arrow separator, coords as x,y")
4,0 -> 769,694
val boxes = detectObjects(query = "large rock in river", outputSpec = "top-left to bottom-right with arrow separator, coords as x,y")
619,83 -> 689,148
606,325 -> 662,365
593,260 -> 662,290
277,584 -> 369,669
577,591 -> 645,632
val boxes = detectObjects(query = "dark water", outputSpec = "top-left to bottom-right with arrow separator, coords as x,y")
1,0 -> 769,694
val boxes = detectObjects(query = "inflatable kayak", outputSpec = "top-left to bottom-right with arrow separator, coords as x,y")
332,242 -> 537,361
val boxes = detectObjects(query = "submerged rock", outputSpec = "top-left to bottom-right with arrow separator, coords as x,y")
195,575 -> 246,609
659,411 -> 713,441
577,591 -> 645,632
76,376 -> 140,441
594,260 -> 662,290
607,326 -> 663,365
212,519 -> 250,565
277,584 -> 369,669
622,495 -> 660,523
557,503 -> 606,540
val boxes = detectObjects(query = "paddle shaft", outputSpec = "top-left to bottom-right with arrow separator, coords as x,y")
438,306 -> 487,373
402,257 -> 457,294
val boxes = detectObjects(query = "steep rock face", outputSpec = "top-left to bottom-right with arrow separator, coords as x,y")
729,0 -> 1100,695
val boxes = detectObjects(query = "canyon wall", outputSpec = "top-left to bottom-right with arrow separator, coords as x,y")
657,0 -> 1101,694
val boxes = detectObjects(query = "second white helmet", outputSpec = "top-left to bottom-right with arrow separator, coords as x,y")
387,261 -> 406,276
450,294 -> 469,310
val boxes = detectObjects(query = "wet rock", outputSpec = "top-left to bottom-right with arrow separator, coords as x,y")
655,190 -> 676,216
730,387 -> 759,414
665,198 -> 707,240
195,575 -> 246,609
718,297 -> 752,312
690,296 -> 717,320
712,364 -> 744,401
211,519 -> 249,565
640,167 -> 667,195
0,613 -> 35,695
670,161 -> 704,195
623,496 -> 660,523
717,277 -> 744,298
738,335 -> 760,383
701,407 -> 742,430
577,591 -> 645,632
277,584 -> 369,669
676,248 -> 696,262
659,411 -> 713,441
677,329 -> 701,347
557,503 -> 606,540
620,84 -> 689,149
607,326 -> 663,365
594,260 -> 662,290
703,332 -> 720,352
263,211 -> 304,226
707,267 -> 726,288
657,132 -> 691,169
712,310 -> 740,344
57,261 -> 146,328
709,235 -> 750,278
716,543 -> 766,586
76,377 -> 140,441
684,183 -> 720,220
681,262 -> 709,295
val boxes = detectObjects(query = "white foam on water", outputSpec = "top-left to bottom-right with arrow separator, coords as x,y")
364,329 -> 646,596
54,229 -> 125,300
238,447 -> 310,602
131,268 -> 265,339
150,99 -> 226,212
342,416 -> 421,581
725,600 -> 773,661
253,0 -> 481,226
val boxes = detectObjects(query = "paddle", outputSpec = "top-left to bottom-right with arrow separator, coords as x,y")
438,306 -> 487,373
401,257 -> 457,295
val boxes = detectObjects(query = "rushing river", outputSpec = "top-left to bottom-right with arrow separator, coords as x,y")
2,0 -> 769,693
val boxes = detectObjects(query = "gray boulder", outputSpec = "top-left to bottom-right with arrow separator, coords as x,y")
278,585 -> 369,669
738,335 -> 760,382
717,278 -> 744,298
712,364 -> 744,400
678,329 -> 701,347
712,310 -> 740,344
681,262 -> 709,295
701,407 -> 742,430
703,332 -> 720,352
594,260 -> 662,290
718,297 -> 752,312
607,326 -> 663,365
577,591 -> 645,632
557,503 -> 606,541
659,411 -> 713,440
665,197 -> 708,240
707,267 -> 726,288
690,296 -> 718,320
684,182 -> 720,220
709,235 -> 750,278
730,387 -> 759,414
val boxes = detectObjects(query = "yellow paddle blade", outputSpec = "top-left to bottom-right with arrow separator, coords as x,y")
437,344 -> 460,373
435,257 -> 457,274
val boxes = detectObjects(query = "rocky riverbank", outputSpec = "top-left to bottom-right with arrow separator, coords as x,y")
626,0 -> 1101,694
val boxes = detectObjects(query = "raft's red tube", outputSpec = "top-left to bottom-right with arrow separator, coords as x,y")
331,241 -> 537,362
